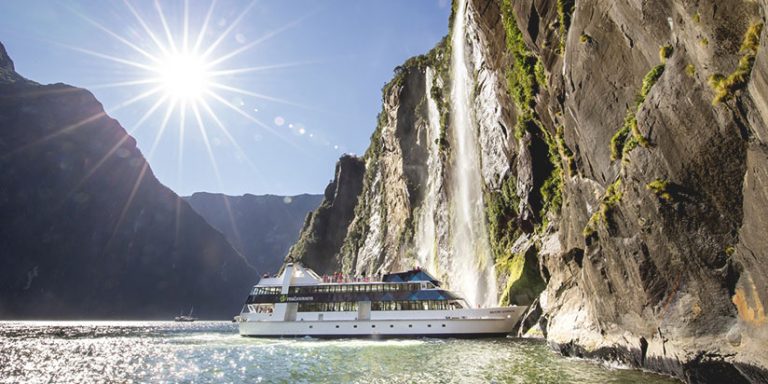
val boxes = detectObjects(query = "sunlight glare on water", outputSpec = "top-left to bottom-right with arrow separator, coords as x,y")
0,321 -> 679,384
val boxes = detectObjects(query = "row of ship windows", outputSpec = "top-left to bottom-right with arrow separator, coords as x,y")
251,283 -> 431,296
291,283 -> 425,294
308,324 -> 447,329
297,300 -> 461,312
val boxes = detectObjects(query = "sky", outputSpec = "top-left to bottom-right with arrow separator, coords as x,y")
0,0 -> 451,196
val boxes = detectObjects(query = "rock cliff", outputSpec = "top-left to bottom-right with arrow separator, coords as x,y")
184,192 -> 322,276
0,42 -> 256,319
287,155 -> 366,274
287,0 -> 768,382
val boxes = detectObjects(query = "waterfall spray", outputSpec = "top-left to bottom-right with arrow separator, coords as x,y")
449,0 -> 498,308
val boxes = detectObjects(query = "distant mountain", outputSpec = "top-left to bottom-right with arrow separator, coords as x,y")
184,193 -> 322,276
0,42 -> 256,319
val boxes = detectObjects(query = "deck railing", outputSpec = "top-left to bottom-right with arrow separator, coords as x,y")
320,274 -> 382,283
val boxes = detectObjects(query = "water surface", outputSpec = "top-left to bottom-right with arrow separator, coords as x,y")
0,321 -> 679,383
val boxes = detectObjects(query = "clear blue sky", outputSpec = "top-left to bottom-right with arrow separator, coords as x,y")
0,0 -> 450,196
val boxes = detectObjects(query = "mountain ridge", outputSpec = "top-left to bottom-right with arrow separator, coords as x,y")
184,192 -> 323,276
0,42 -> 256,319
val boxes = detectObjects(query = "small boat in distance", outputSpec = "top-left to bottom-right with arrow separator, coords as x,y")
175,306 -> 197,322
235,263 -> 526,338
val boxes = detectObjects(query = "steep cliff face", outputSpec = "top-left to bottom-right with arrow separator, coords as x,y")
184,192 -> 322,275
289,0 -> 768,381
286,155 -> 366,274
540,0 -> 768,382
0,44 -> 256,319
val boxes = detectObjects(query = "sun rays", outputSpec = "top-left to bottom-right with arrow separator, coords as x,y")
2,0 -> 346,257
65,0 -> 314,174
53,0 -> 324,245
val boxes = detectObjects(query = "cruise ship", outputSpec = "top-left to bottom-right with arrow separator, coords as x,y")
235,263 -> 526,338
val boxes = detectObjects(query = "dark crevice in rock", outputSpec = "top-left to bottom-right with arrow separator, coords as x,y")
724,259 -> 742,297
527,129 -> 556,220
515,296 -> 542,336
563,247 -> 584,268
541,264 -> 551,281
526,5 -> 540,43
683,354 -> 753,384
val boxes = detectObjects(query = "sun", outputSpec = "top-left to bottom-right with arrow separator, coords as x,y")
62,0 -> 314,162
63,0 -> 318,205
155,52 -> 210,101
59,1 -> 336,246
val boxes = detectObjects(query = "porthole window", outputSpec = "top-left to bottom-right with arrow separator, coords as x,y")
428,324 -> 432,328
442,324 -> 446,327
353,325 -> 357,328
390,325 -> 394,328
372,325 -> 376,328
335,325 -> 339,328
309,325 -> 313,329
408,324 -> 412,328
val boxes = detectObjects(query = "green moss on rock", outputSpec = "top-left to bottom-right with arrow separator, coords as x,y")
610,63 -> 663,161
709,23 -> 763,105
500,0 -> 543,111
659,45 -> 674,64
646,178 -> 673,201
485,174 -> 521,263
498,247 -> 547,306
583,178 -> 623,237
557,0 -> 576,54
685,64 -> 697,77
640,64 -> 665,99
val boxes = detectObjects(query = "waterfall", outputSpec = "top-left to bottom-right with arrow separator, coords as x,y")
449,0 -> 498,308
414,68 -> 442,272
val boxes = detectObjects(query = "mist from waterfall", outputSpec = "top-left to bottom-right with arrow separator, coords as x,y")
448,0 -> 498,308
414,68 -> 442,273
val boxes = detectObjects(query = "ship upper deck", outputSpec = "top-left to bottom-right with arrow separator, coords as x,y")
253,263 -> 442,288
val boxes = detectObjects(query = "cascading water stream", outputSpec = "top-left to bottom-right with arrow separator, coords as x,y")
449,0 -> 498,308
414,69 -> 442,272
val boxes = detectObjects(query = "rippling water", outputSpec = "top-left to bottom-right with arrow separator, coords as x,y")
0,321 -> 679,383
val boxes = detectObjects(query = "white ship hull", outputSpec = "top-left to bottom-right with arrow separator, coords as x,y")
237,263 -> 527,338
238,306 -> 526,338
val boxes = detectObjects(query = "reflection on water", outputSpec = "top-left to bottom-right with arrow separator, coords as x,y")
0,321 -> 679,383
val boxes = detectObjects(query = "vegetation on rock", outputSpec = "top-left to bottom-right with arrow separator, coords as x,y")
499,0 -> 565,226
685,64 -> 697,77
708,22 -> 763,105
583,178 -> 623,237
659,45 -> 674,64
500,0 -> 541,111
557,0 -> 576,54
485,174 -> 521,263
497,247 -> 546,306
610,59 -> 665,161
646,178 -> 673,201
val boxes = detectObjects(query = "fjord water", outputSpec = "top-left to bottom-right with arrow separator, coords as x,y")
0,322 -> 678,383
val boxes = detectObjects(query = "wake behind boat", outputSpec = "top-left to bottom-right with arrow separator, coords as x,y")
235,263 -> 526,338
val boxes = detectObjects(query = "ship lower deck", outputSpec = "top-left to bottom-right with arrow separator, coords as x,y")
238,313 -> 522,338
